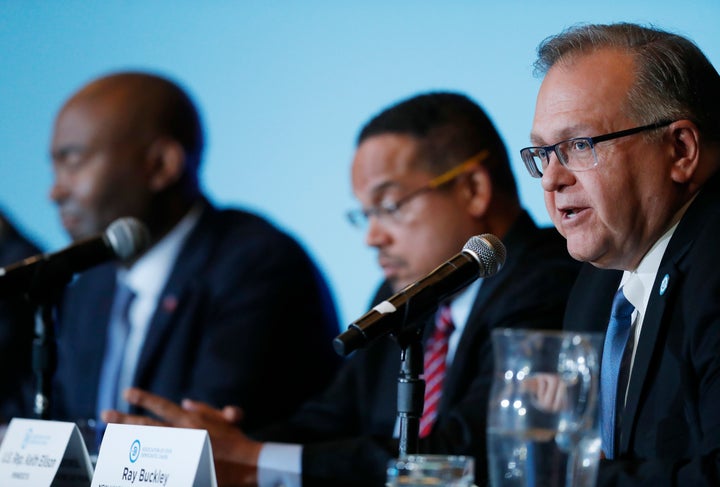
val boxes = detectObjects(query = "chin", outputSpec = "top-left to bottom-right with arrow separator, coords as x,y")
565,239 -> 598,265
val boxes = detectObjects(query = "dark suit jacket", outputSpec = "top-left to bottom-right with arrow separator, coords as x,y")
0,214 -> 42,420
564,171 -> 720,486
255,211 -> 581,486
52,202 -> 342,432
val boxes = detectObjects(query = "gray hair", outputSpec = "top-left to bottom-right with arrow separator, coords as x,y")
534,23 -> 720,141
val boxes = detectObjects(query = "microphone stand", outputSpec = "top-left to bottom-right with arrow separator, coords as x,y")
32,302 -> 56,419
26,263 -> 71,420
396,333 -> 424,457
388,294 -> 436,457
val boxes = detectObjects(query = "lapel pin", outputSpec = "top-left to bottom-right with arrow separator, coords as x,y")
659,274 -> 669,296
162,295 -> 178,313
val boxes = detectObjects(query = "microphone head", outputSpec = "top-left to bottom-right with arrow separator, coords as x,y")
463,233 -> 506,277
105,217 -> 151,261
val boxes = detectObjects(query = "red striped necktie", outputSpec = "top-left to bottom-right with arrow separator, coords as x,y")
419,303 -> 455,438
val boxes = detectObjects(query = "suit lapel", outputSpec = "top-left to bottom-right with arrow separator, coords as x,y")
60,263 -> 118,409
617,177 -> 713,453
131,206 -> 216,386
619,261 -> 674,453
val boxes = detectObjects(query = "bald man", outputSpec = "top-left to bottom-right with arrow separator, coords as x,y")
48,71 -> 341,438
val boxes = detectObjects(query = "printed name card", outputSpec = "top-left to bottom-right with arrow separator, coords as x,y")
91,423 -> 216,487
0,418 -> 94,486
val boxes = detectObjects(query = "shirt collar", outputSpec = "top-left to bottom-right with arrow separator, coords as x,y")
620,195 -> 695,312
118,203 -> 204,298
446,279 -> 481,336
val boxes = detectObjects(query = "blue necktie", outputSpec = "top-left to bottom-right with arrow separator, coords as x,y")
600,287 -> 635,459
96,281 -> 135,422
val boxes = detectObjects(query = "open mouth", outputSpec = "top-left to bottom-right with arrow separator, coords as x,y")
559,207 -> 586,220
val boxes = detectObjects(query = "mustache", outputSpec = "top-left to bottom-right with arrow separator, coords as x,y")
377,251 -> 408,267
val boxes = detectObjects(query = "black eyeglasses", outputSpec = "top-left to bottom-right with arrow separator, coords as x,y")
520,120 -> 675,178
346,150 -> 489,229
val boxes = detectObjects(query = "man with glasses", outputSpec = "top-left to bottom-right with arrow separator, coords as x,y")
523,23 -> 720,486
103,92 -> 580,486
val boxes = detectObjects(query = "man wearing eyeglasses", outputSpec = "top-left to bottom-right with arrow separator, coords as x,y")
103,92 -> 580,486
523,23 -> 720,486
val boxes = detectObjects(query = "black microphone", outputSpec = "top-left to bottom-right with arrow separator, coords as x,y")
0,217 -> 151,299
334,233 -> 506,356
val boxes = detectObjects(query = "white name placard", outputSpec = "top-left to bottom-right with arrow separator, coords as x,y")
91,424 -> 216,487
0,418 -> 94,486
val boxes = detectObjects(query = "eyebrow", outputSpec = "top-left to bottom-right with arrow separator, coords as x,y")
50,144 -> 86,161
529,123 -> 598,146
368,180 -> 403,200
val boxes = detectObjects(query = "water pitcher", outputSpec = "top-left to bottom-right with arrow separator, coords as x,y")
487,328 -> 602,487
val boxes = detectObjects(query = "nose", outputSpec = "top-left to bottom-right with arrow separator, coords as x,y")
49,170 -> 69,204
364,215 -> 392,249
540,153 -> 575,193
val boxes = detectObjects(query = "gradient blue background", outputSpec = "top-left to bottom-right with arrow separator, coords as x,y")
1,1 -> 718,328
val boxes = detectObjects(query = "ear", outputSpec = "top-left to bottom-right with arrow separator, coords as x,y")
145,138 -> 186,192
464,166 -> 492,218
668,120 -> 701,184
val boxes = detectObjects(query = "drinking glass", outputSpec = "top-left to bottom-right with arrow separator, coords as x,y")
387,454 -> 474,486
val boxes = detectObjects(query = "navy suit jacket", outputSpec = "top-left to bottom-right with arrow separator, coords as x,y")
564,171 -> 720,486
0,216 -> 42,420
52,202 -> 342,432
255,211 -> 581,486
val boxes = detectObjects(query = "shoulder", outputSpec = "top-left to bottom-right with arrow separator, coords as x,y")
197,206 -> 311,261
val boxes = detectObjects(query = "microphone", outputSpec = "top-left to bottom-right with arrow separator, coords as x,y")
0,217 -> 151,299
333,234 -> 506,356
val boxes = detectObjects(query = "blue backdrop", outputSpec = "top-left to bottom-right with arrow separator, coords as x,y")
1,1 -> 718,327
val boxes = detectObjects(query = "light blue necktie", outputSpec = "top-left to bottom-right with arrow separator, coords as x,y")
96,281 -> 135,422
600,287 -> 635,459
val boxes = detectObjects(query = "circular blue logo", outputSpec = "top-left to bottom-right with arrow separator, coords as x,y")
129,439 -> 141,463
659,274 -> 669,296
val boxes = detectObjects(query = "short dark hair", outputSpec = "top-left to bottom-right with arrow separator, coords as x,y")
357,92 -> 518,197
534,23 -> 720,142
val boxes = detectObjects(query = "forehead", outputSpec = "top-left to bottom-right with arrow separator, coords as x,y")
52,93 -> 132,150
351,134 -> 431,192
531,48 -> 637,144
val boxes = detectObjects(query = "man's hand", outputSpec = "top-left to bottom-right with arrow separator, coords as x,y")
523,373 -> 568,412
101,388 -> 262,485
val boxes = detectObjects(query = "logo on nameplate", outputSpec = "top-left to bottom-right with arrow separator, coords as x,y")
129,439 -> 141,463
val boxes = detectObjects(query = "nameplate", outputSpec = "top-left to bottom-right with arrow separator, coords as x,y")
0,418 -> 94,486
92,423 -> 216,487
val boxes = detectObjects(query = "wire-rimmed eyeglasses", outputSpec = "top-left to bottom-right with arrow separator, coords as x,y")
346,149 -> 489,228
520,120 -> 675,178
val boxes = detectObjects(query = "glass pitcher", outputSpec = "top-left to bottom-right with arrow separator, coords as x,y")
487,328 -> 602,487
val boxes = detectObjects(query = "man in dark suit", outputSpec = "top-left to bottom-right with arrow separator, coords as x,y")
104,92 -> 580,486
48,72 -> 342,435
0,211 -> 42,420
521,22 -> 720,486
